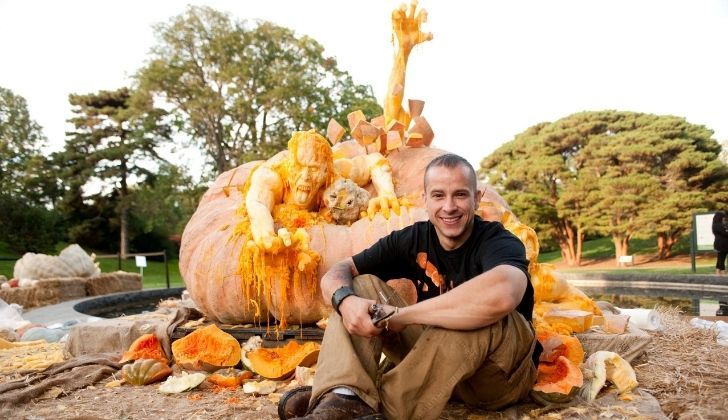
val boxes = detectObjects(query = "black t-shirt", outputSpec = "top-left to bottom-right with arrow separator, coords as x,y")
352,216 -> 535,322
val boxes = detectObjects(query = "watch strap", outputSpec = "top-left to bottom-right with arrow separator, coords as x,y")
331,286 -> 356,315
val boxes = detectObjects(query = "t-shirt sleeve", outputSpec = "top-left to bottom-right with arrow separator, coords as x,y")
351,229 -> 407,278
480,230 -> 529,278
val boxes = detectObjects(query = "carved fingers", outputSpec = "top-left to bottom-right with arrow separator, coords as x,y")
254,227 -> 311,254
367,194 -> 401,220
392,1 -> 433,53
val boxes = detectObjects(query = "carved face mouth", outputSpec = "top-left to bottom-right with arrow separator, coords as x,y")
293,183 -> 312,206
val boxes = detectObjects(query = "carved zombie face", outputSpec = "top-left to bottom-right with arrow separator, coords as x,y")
287,134 -> 330,210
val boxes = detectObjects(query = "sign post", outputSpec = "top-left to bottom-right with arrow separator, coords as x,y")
135,255 -> 147,279
692,212 -> 716,273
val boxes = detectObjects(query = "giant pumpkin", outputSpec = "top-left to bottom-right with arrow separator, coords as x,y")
179,145 -> 510,326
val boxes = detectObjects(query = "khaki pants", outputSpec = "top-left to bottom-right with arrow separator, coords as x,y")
311,275 -> 538,420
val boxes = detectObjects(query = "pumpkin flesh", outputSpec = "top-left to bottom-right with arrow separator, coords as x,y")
172,324 -> 241,372
247,340 -> 320,380
532,355 -> 583,404
120,333 -> 168,364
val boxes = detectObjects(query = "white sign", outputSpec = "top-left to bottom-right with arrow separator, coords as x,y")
135,256 -> 147,268
695,213 -> 716,251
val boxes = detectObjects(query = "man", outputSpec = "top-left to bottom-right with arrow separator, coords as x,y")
279,154 -> 539,420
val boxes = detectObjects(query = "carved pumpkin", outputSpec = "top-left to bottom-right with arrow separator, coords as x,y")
119,333 -> 168,364
121,359 -> 172,386
532,355 -> 584,404
179,145 -> 510,326
171,324 -> 241,372
246,340 -> 320,380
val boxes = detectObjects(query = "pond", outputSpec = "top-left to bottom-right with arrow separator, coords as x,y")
74,287 -> 185,318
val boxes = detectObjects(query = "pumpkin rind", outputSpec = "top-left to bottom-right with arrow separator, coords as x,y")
532,355 -> 583,404
121,359 -> 172,385
120,333 -> 168,364
172,324 -> 241,372
247,340 -> 320,380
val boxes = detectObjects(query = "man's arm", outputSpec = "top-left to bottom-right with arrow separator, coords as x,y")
387,265 -> 527,331
321,258 -> 383,337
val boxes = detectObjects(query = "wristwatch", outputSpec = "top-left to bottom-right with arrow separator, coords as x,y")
331,286 -> 356,315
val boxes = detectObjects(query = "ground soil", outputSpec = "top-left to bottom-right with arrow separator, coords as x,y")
553,252 -> 715,272
1,254 -> 725,419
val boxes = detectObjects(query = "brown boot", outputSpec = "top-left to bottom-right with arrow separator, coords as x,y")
278,386 -> 312,420
294,390 -> 383,420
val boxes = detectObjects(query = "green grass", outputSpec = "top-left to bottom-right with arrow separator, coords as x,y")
97,257 -> 184,289
0,254 -> 184,289
537,234 -> 715,275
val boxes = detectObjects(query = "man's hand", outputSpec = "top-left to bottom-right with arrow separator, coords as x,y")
338,295 -> 383,337
367,194 -> 401,220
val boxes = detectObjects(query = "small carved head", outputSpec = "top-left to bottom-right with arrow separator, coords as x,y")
323,179 -> 370,225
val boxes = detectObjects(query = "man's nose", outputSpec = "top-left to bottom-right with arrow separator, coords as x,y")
443,196 -> 457,211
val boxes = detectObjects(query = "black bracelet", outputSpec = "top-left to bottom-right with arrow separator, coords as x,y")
331,286 -> 356,315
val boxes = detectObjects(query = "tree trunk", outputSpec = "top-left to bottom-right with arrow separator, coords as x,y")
120,205 -> 129,259
612,235 -> 630,265
657,233 -> 667,259
575,227 -> 584,266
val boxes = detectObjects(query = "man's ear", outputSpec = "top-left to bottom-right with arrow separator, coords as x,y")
475,188 -> 483,204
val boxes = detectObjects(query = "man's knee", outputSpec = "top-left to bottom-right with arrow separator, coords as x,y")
351,274 -> 385,299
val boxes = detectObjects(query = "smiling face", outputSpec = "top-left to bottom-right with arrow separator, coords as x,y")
424,163 -> 482,250
287,134 -> 330,210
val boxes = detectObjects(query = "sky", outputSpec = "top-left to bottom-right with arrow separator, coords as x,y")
1,0 -> 727,177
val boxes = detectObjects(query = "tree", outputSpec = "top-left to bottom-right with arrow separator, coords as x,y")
61,87 -> 171,257
129,163 -> 206,252
137,6 -> 381,174
0,87 -> 47,200
481,111 -> 727,265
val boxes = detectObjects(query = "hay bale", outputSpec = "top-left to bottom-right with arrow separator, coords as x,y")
85,272 -> 142,296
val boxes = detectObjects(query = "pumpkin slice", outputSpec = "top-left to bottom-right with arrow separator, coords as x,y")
532,355 -> 583,404
120,333 -> 168,364
207,368 -> 254,388
543,309 -> 594,333
580,351 -> 638,401
247,340 -> 320,380
172,324 -> 241,372
537,331 -> 585,366
121,359 -> 172,385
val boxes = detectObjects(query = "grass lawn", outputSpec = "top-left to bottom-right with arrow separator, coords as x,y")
0,252 -> 184,289
538,235 -> 716,275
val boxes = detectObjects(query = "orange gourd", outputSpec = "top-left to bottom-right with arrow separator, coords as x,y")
172,324 -> 241,372
120,333 -> 168,364
246,340 -> 320,380
179,145 -> 510,326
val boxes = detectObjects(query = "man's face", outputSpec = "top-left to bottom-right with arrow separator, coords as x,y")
288,138 -> 328,209
424,164 -> 482,250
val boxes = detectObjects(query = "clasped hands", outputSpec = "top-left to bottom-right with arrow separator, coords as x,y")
338,295 -> 404,338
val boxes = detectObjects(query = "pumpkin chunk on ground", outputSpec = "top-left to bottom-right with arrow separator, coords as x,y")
120,333 -> 168,364
172,324 -> 241,372
247,340 -> 320,380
